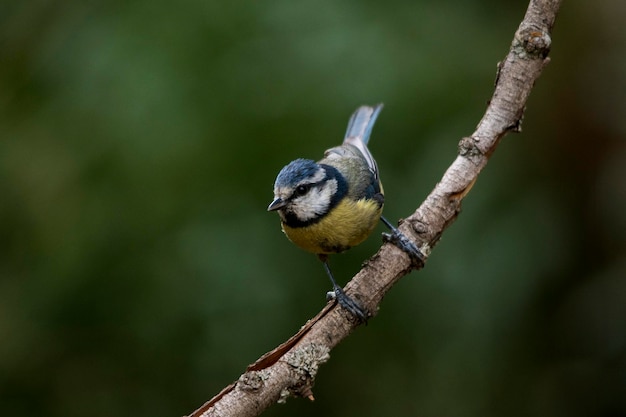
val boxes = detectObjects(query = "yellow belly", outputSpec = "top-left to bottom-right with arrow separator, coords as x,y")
281,198 -> 383,255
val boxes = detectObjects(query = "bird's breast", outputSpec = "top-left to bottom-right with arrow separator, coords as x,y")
281,197 -> 383,255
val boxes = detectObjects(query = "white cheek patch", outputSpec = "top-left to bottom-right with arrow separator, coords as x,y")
291,179 -> 338,221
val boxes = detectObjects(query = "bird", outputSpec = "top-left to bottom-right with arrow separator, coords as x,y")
268,104 -> 423,321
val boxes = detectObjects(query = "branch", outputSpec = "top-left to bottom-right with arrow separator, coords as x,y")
188,0 -> 561,415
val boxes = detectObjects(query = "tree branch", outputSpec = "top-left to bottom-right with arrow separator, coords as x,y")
187,0 -> 561,415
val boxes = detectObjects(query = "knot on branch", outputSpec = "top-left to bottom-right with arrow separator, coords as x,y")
284,343 -> 330,375
278,343 -> 330,403
513,28 -> 551,59
458,136 -> 484,160
239,370 -> 269,392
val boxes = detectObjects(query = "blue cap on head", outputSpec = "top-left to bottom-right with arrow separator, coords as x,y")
274,159 -> 320,188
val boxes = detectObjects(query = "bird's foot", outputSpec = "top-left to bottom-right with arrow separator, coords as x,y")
381,217 -> 425,268
327,285 -> 369,322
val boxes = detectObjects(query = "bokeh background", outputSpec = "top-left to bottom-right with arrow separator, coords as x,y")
1,0 -> 625,416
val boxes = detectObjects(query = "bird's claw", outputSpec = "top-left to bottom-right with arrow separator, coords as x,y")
331,285 -> 369,323
381,219 -> 425,268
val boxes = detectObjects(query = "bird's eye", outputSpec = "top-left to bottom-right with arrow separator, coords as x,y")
294,184 -> 310,196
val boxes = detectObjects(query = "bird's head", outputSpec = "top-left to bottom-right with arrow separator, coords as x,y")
268,159 -> 345,227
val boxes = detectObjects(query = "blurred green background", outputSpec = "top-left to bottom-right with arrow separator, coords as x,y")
1,0 -> 625,416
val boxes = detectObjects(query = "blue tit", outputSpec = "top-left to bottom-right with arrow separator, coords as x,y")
268,104 -> 387,321
268,104 -> 423,321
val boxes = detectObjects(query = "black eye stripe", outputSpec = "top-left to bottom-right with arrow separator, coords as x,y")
294,184 -> 310,196
293,180 -> 326,197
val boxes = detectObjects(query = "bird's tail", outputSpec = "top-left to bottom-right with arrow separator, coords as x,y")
344,103 -> 383,146
343,104 -> 383,178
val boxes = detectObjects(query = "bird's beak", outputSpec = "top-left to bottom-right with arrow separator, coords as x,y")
267,197 -> 286,211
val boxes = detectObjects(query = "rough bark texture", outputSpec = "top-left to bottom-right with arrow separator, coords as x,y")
187,0 -> 561,415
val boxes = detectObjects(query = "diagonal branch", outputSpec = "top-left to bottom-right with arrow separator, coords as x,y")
187,0 -> 562,415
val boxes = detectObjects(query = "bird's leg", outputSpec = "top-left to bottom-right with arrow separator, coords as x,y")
380,216 -> 425,268
319,255 -> 369,322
